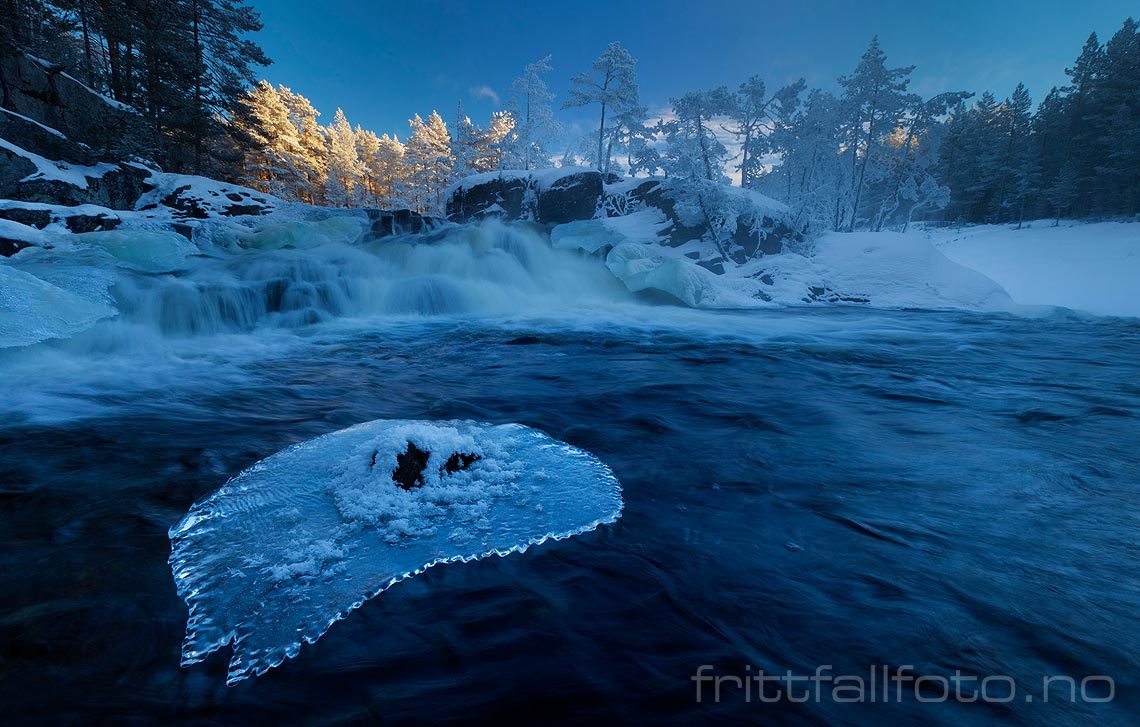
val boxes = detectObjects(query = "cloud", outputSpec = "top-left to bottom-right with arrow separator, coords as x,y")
468,85 -> 500,105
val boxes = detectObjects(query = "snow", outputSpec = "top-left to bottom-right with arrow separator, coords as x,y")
0,106 -> 67,138
0,137 -> 119,189
546,215 -> 1014,311
924,221 -> 1140,318
168,419 -> 623,685
779,231 -> 1015,311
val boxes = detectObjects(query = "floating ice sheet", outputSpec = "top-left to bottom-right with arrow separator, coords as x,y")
168,419 -> 623,685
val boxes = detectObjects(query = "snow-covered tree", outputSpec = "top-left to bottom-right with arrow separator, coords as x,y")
229,80 -> 305,197
325,108 -> 364,207
501,55 -> 560,170
837,36 -> 918,230
724,76 -> 805,189
405,111 -> 454,213
278,86 -> 328,204
564,42 -> 640,173
760,89 -> 851,232
372,134 -> 410,207
660,87 -> 739,261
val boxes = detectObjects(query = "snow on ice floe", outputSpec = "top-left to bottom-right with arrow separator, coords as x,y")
168,419 -> 623,685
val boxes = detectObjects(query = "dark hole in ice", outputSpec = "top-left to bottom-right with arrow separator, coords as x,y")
376,442 -> 482,490
390,441 -> 430,490
443,452 -> 481,474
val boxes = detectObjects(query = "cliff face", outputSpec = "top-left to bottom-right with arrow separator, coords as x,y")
0,51 -> 153,224
0,52 -> 146,161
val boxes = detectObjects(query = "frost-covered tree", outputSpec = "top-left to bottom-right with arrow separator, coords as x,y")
501,55 -> 560,170
563,42 -> 640,173
760,89 -> 851,232
228,80 -> 303,196
278,86 -> 328,204
725,76 -> 805,189
405,111 -> 454,213
660,87 -> 739,261
837,36 -> 918,230
451,102 -> 480,180
325,108 -> 364,207
371,134 -> 409,207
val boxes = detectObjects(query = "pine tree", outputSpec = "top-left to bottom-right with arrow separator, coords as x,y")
404,111 -> 453,213
325,108 -> 364,207
501,55 -> 560,170
278,86 -> 328,204
725,76 -> 805,189
837,36 -> 918,230
563,42 -> 639,173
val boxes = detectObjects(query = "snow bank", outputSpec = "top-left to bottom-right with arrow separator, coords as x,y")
925,221 -> 1140,317
168,419 -> 622,685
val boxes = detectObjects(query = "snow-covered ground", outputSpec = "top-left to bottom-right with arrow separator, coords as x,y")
922,221 -> 1140,318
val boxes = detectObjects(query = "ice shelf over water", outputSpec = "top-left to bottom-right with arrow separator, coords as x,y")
168,419 -> 623,685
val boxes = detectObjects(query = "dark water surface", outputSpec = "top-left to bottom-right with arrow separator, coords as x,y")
2,307 -> 1139,725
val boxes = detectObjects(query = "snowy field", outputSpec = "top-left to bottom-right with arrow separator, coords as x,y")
922,221 -> 1140,318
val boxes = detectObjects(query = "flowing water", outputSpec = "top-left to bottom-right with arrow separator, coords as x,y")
1,222 -> 1139,724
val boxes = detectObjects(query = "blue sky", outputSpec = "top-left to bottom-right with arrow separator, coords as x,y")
252,0 -> 1135,145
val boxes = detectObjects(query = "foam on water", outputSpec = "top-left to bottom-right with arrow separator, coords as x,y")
167,419 -> 623,685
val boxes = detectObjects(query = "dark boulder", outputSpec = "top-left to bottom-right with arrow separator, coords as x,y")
0,237 -> 32,257
0,206 -> 50,229
368,208 -> 444,237
446,174 -> 530,222
0,107 -> 97,166
534,170 -> 601,224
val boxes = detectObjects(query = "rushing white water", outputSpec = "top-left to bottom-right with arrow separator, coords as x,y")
1,218 -> 639,350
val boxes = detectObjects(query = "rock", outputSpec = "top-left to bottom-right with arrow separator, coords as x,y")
0,204 -> 119,232
221,204 -> 266,217
443,452 -> 481,474
0,51 -> 146,161
442,169 -> 806,271
0,237 -> 32,257
63,212 -> 119,233
368,208 -> 443,237
446,174 -> 530,222
0,107 -> 96,166
535,170 -> 601,224
389,441 -> 431,490
2,161 -> 151,209
158,182 -> 273,219
697,259 -> 726,275
0,206 -> 50,229
383,441 -> 480,490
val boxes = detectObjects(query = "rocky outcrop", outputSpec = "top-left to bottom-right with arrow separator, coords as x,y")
0,50 -> 155,215
365,208 -> 444,237
445,167 -> 606,226
2,162 -> 152,210
0,52 -> 145,160
446,168 -> 802,261
615,179 -> 798,262
0,204 -> 120,232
